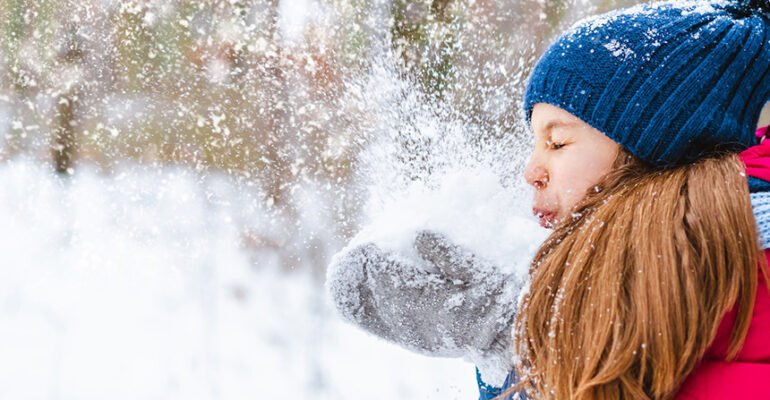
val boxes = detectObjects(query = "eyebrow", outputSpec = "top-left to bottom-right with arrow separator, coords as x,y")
543,120 -> 578,134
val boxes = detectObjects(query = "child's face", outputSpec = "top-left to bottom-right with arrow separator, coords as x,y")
525,103 -> 620,228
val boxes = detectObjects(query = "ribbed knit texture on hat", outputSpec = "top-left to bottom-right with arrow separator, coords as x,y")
523,0 -> 770,168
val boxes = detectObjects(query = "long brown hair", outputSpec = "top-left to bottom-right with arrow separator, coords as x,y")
506,151 -> 766,399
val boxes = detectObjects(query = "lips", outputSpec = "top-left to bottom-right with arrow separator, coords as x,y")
533,208 -> 558,228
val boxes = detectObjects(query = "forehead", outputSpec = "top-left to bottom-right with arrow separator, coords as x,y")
531,103 -> 582,134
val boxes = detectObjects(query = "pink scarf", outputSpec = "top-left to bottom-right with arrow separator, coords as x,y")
740,125 -> 770,182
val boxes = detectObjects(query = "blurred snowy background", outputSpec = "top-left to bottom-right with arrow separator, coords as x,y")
0,0 -> 646,398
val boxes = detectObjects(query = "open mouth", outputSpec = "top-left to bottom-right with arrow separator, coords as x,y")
533,208 -> 558,228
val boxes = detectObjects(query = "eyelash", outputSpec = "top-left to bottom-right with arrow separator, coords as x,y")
547,141 -> 566,150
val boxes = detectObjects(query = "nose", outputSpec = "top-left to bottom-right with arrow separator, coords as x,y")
524,157 -> 548,190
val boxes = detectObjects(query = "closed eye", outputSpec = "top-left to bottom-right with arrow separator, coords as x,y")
547,141 -> 567,150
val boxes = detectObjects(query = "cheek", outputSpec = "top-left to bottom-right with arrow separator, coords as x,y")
552,151 -> 615,213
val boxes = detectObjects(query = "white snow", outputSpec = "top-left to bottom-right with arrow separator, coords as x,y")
603,39 -> 635,60
348,166 -> 548,279
334,46 -> 545,281
0,158 -> 477,400
568,0 -> 730,38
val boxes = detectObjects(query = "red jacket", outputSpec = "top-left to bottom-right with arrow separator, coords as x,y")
677,127 -> 770,399
676,255 -> 770,399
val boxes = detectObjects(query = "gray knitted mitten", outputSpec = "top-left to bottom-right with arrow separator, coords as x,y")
327,231 -> 522,385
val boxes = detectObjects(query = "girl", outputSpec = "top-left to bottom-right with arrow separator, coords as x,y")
327,0 -> 770,398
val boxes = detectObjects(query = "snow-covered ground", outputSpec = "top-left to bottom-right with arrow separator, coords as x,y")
0,158 -> 476,399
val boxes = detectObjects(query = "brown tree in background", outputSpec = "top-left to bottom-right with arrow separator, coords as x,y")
52,21 -> 85,174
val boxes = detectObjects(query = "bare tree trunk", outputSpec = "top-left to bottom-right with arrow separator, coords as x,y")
52,22 -> 84,175
52,93 -> 76,174
261,0 -> 292,207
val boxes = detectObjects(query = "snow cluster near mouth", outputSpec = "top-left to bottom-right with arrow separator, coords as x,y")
348,166 -> 548,279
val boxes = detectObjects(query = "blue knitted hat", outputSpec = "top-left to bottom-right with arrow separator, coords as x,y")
523,0 -> 770,168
